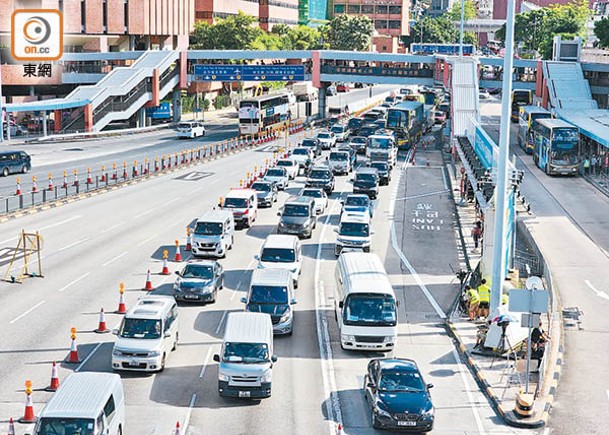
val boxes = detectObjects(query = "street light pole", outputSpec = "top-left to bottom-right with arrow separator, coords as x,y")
0,50 -> 4,143
490,0 -> 517,314
459,0 -> 465,58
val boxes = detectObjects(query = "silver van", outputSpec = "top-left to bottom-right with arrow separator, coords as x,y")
213,312 -> 277,398
242,269 -> 297,335
34,372 -> 125,435
192,209 -> 235,258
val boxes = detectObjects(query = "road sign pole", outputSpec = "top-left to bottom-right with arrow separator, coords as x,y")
459,0 -> 465,58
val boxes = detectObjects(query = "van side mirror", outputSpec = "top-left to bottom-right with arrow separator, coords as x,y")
271,355 -> 278,363
213,354 -> 220,362
164,332 -> 171,338
427,383 -> 434,389
112,329 -> 119,335
291,298 -> 297,305
175,271 -> 180,275
254,254 -> 260,261
370,230 -> 375,235
240,297 -> 247,303
338,301 -> 344,308
367,382 -> 376,389
277,211 -> 281,216
333,228 -> 338,233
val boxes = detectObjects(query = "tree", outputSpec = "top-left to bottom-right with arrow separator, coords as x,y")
445,0 -> 478,22
190,11 -> 262,49
322,14 -> 374,51
401,16 -> 458,47
594,17 -> 609,48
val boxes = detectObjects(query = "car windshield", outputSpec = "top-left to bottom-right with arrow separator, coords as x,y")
302,189 -> 323,198
379,370 -> 426,392
266,169 -> 285,177
318,133 -> 332,139
368,137 -> 391,149
260,248 -> 296,263
348,119 -> 364,128
331,126 -> 345,134
251,182 -> 271,192
330,152 -> 348,161
283,204 -> 310,217
370,163 -> 388,172
224,197 -> 248,208
250,285 -> 289,304
178,123 -> 193,129
351,137 -> 366,144
339,222 -> 369,237
356,173 -> 377,182
293,148 -> 309,155
310,170 -> 330,179
181,264 -> 213,279
360,127 -> 376,136
194,221 -> 223,236
343,294 -> 397,326
302,140 -> 317,147
277,160 -> 294,167
119,318 -> 162,339
345,196 -> 369,207
222,342 -> 269,364
36,417 -> 95,435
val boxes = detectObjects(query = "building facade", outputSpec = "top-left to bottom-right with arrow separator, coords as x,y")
195,0 -> 299,29
299,0 -> 329,26
330,0 -> 411,53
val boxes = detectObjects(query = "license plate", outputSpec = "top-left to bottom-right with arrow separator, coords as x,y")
128,360 -> 140,366
397,421 -> 416,426
238,391 -> 251,398
184,295 -> 199,300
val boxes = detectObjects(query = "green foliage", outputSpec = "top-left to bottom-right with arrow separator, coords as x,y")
401,16 -> 462,47
322,14 -> 374,51
190,11 -> 262,49
213,95 -> 231,110
594,17 -> 609,48
445,0 -> 478,21
495,0 -> 589,59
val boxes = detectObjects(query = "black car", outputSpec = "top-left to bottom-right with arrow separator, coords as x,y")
0,151 -> 31,177
369,161 -> 391,186
359,125 -> 380,138
347,117 -> 365,135
301,138 -> 322,157
251,181 -> 278,207
277,196 -> 317,239
306,166 -> 335,194
173,260 -> 224,303
364,358 -> 434,432
352,167 -> 379,199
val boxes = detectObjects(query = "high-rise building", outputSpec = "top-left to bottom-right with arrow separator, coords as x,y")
330,0 -> 411,53
195,0 -> 299,30
299,0 -> 330,26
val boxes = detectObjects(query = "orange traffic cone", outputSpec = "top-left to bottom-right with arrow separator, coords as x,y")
86,167 -> 93,184
174,421 -> 181,435
7,417 -> 15,435
15,177 -> 22,195
174,240 -> 182,262
116,283 -> 127,314
62,170 -> 68,188
185,228 -> 192,251
336,423 -> 343,435
19,381 -> 36,423
31,176 -> 38,193
67,327 -> 80,363
144,270 -> 154,291
101,165 -> 106,182
73,170 -> 79,187
46,362 -> 60,391
95,308 -> 110,333
47,173 -> 54,191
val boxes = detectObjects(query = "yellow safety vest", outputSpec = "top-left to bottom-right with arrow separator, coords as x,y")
478,284 -> 490,303
467,289 -> 479,304
501,293 -> 509,305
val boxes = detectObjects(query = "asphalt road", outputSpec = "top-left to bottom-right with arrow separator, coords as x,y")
481,101 -> 609,435
0,132 -> 537,435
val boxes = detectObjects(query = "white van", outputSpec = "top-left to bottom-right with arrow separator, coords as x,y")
328,150 -> 352,175
255,234 -> 302,288
334,212 -> 373,256
222,189 -> 258,228
111,295 -> 179,372
213,312 -> 277,398
192,209 -> 235,258
177,121 -> 206,139
334,252 -> 398,351
34,372 -> 125,435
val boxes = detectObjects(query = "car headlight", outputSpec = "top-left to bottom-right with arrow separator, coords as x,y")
261,370 -> 273,383
421,407 -> 434,418
112,348 -> 123,357
383,336 -> 395,343
342,334 -> 355,342
302,219 -> 311,228
148,350 -> 161,357
173,282 -> 182,292
374,403 -> 392,419
280,310 -> 292,323
218,373 -> 229,382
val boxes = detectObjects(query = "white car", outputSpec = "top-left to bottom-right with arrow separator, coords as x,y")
290,147 -> 314,169
479,89 -> 491,100
177,121 -> 206,139
300,187 -> 328,214
263,167 -> 290,190
331,124 -> 350,142
317,131 -> 337,150
276,158 -> 300,179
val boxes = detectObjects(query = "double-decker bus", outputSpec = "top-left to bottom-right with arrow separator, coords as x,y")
386,102 -> 424,150
532,118 -> 580,176
239,93 -> 290,135
517,106 -> 551,154
511,89 -> 533,122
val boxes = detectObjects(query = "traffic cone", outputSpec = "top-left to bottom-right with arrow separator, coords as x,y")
31,176 -> 38,193
144,159 -> 149,175
62,170 -> 68,188
174,421 -> 181,435
122,162 -> 128,179
7,417 -> 15,435
101,165 -> 106,182
48,173 -> 54,191
426,158 -> 430,167
116,283 -> 127,314
336,423 -> 344,435
174,240 -> 182,262
19,381 -> 36,423
46,362 -> 60,391
133,160 -> 139,177
144,270 -> 154,291
112,163 -> 118,180
15,178 -> 22,195
186,228 -> 192,251
95,308 -> 110,333
161,250 -> 170,275
86,167 -> 93,184
67,328 -> 80,363
73,170 -> 79,187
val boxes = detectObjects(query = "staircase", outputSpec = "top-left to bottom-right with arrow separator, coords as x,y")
543,61 -> 597,111
451,58 -> 481,137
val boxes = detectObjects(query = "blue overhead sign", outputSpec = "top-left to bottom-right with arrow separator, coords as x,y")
193,65 -> 306,81
410,43 -> 474,55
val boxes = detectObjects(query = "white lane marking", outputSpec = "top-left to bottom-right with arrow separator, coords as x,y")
199,347 -> 214,379
75,342 -> 103,373
137,234 -> 158,247
585,279 -> 609,300
165,196 -> 183,206
9,300 -> 46,324
215,311 -> 228,335
230,259 -> 255,301
395,189 -> 450,201
181,393 -> 197,434
134,208 -> 157,219
314,196 -> 343,435
0,215 -> 84,245
57,237 -> 91,252
451,347 -> 486,435
100,222 -> 124,235
102,251 -> 129,267
389,167 -> 446,319
59,272 -> 91,292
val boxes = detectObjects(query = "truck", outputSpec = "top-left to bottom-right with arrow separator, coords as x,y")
385,101 -> 424,150
292,82 -> 317,102
145,102 -> 172,123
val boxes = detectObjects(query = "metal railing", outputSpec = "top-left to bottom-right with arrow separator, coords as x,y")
93,79 -> 150,124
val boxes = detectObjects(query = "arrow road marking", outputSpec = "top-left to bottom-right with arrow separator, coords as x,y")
585,280 -> 609,300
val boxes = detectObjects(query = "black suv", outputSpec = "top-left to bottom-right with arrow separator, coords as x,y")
352,167 -> 379,199
305,166 -> 335,194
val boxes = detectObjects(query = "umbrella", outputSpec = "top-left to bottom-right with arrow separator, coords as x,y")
493,313 -> 517,324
